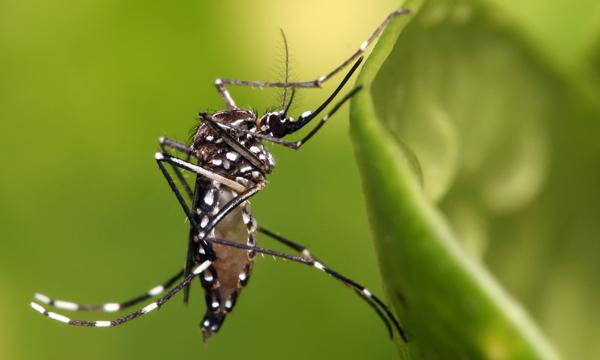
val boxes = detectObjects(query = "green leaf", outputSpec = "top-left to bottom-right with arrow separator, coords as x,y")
350,0 -> 561,358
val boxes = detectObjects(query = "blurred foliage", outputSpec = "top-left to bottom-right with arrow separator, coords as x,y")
0,0 -> 599,359
352,0 -> 600,359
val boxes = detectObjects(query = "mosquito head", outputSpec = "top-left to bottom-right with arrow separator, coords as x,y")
257,111 -> 289,138
257,86 -> 299,138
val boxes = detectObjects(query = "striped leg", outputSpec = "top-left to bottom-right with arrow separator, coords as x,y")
159,137 -> 195,199
214,8 -> 411,108
156,151 -> 264,248
155,152 -> 245,194
205,237 -> 408,341
257,227 -> 405,341
196,182 -> 265,241
155,150 -> 265,303
155,151 -> 247,262
33,269 -> 184,313
30,261 -> 212,327
258,85 -> 363,150
204,67 -> 363,150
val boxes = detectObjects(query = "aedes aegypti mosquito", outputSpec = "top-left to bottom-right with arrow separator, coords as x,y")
31,8 -> 410,342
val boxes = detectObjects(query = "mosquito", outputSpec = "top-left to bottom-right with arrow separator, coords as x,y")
31,8 -> 410,342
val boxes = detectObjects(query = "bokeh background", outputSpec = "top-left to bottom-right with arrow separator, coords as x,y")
1,0 -> 598,359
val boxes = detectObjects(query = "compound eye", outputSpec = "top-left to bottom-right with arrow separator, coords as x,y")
269,115 -> 288,138
260,113 -> 287,138
267,113 -> 281,124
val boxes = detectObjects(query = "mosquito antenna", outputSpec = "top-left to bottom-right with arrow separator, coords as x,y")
280,28 -> 290,112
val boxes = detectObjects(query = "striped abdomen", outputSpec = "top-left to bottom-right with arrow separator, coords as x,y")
192,180 -> 256,341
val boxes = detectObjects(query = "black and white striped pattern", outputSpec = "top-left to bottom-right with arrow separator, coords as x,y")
214,9 -> 410,96
206,234 -> 407,341
33,270 -> 184,313
275,240 -> 406,341
30,261 -> 211,328
241,204 -> 257,259
197,186 -> 259,340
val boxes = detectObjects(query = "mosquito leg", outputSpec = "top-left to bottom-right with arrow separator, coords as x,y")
222,85 -> 362,149
196,182 -> 266,241
155,152 -> 246,194
214,9 -> 410,91
205,236 -> 408,341
282,56 -> 362,134
180,182 -> 264,306
155,151 -> 263,237
159,137 -> 195,199
33,269 -> 184,313
215,79 -> 237,109
258,226 -> 314,258
156,148 -> 218,303
159,137 -> 194,155
155,152 -> 229,263
206,58 -> 362,150
30,261 -> 212,327
256,226 -> 401,340
309,8 -> 410,86
155,152 -> 264,276
286,86 -> 362,148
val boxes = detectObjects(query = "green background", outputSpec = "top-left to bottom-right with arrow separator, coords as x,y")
0,0 -> 597,359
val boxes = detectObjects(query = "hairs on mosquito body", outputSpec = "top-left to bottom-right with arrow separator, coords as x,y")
188,112 -> 213,143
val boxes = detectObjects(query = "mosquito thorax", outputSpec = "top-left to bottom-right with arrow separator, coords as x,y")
192,109 -> 276,180
193,109 -> 257,148
211,109 -> 257,130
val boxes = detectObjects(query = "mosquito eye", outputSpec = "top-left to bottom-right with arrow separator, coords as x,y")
267,114 -> 281,123
262,114 -> 287,138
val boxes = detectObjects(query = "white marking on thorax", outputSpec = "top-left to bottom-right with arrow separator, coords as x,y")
226,152 -> 239,161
